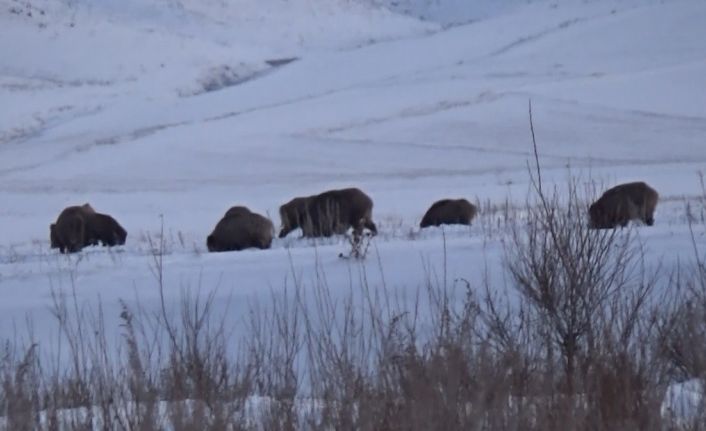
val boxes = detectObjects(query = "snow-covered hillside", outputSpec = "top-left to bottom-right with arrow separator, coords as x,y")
0,0 -> 705,376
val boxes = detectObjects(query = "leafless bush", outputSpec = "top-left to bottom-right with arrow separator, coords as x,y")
656,182 -> 706,430
338,232 -> 374,260
478,103 -> 670,430
0,341 -> 40,431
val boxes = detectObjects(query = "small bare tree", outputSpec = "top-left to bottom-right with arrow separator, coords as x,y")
506,101 -> 642,395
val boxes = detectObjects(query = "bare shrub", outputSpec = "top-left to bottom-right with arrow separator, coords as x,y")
0,342 -> 40,431
476,102 -> 671,430
246,282 -> 302,430
656,187 -> 706,429
339,232 -> 374,260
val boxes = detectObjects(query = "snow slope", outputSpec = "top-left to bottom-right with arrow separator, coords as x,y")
0,0 -> 704,393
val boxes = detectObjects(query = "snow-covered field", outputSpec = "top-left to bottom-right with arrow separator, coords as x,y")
1,0 -> 705,381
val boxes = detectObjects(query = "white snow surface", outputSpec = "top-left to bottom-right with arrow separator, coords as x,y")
662,379 -> 706,427
0,0 -> 705,412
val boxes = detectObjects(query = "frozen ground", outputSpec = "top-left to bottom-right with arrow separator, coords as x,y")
0,0 -> 705,390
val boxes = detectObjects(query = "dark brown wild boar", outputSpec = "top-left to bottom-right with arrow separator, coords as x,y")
51,204 -> 127,252
420,198 -> 478,228
50,203 -> 95,253
278,188 -> 377,239
589,181 -> 659,229
207,206 -> 274,252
